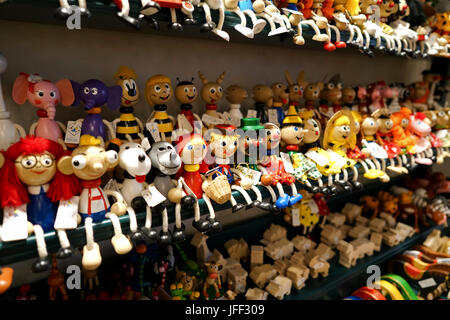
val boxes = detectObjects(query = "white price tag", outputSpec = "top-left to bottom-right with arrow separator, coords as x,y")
141,186 -> 166,208
104,179 -> 121,193
64,120 -> 82,144
1,204 -> 28,242
306,150 -> 328,167
146,122 -> 161,142
202,114 -> 223,126
327,150 -> 347,168
307,200 -> 319,213
54,196 -> 79,230
246,109 -> 257,118
268,109 -> 279,126
280,152 -> 295,174
418,277 -> 437,289
223,112 -> 241,127
291,208 -> 300,227
177,114 -> 193,133
247,168 -> 262,184
362,140 -> 388,159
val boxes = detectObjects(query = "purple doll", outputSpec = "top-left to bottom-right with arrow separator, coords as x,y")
71,79 -> 122,141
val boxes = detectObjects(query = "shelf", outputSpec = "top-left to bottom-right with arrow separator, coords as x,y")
0,0 -> 425,59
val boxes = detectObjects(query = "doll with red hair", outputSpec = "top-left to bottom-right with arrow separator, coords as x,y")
0,136 -> 81,272
175,133 -> 221,233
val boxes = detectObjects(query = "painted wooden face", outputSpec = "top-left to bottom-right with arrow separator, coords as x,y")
271,83 -> 289,104
281,125 -> 304,146
379,0 -> 397,18
377,117 -> 394,134
265,125 -> 281,150
435,110 -> 448,127
118,78 -> 139,107
362,117 -> 378,136
342,87 -> 356,104
303,118 -> 321,144
226,85 -> 248,104
210,133 -> 239,159
321,82 -> 342,104
409,115 -> 431,137
70,145 -> 118,181
175,84 -> 198,104
147,81 -> 173,105
180,138 -> 207,165
330,118 -> 352,144
304,83 -> 322,101
15,151 -> 56,186
201,83 -> 223,104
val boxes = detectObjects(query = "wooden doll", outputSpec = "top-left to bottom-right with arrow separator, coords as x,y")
197,0 -> 230,41
318,74 -> 343,126
253,85 -> 273,124
270,82 -> 289,125
70,79 -> 122,142
423,110 -> 445,163
199,71 -> 226,129
259,122 -> 303,209
225,0 -> 264,38
342,86 -> 357,110
12,73 -> 74,142
390,107 -> 416,166
250,0 -> 291,37
208,124 -> 271,212
302,78 -> 324,113
311,0 -> 346,51
56,135 -> 134,271
175,78 -> 202,134
285,71 -> 304,113
225,85 -> 247,121
145,74 -> 176,143
407,112 -> 433,165
112,66 -> 144,142
322,110 -> 362,191
282,107 -> 322,193
175,133 -> 221,233
0,136 -> 81,272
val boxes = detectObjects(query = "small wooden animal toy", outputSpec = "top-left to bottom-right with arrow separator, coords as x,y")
48,255 -> 69,300
175,77 -> 202,134
112,66 -> 144,142
13,72 -> 74,142
199,71 -> 226,129
70,79 -> 122,142
145,74 -> 175,142
318,74 -> 343,124
56,135 -> 133,271
285,71 -> 304,112
0,136 -> 81,272
203,262 -> 223,299
253,84 -> 273,124
342,86 -> 357,110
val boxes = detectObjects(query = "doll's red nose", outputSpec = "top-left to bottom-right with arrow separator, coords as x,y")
389,2 -> 394,7
377,0 -> 382,4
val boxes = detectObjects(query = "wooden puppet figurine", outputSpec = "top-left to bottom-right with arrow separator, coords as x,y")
48,255 -> 69,300
0,54 -> 26,151
311,0 -> 347,51
318,74 -> 343,125
197,0 -> 231,41
225,0 -> 264,38
270,82 -> 289,125
175,133 -> 220,233
341,86 -> 357,110
225,85 -> 247,121
253,85 -> 273,124
199,71 -> 226,129
0,136 -> 81,272
259,122 -> 303,209
282,107 -> 322,193
112,66 -> 144,142
390,107 -> 415,167
12,72 -> 74,142
112,0 -> 158,29
56,0 -> 91,18
203,262 -> 223,299
303,78 -> 324,113
175,78 -> 202,134
407,112 -> 433,165
57,135 -> 134,271
145,74 -> 176,142
322,110 -> 361,191
70,79 -> 122,142
285,71 -> 304,112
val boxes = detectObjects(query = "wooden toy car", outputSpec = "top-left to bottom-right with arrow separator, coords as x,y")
227,264 -> 248,294
286,265 -> 310,290
370,232 -> 383,252
320,225 -> 342,248
315,243 -> 335,261
327,213 -> 346,228
265,276 -> 292,300
304,252 -> 330,278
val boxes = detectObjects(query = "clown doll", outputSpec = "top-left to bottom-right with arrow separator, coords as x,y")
175,133 -> 220,233
56,135 -> 136,271
0,136 -> 80,272
145,75 -> 176,142
208,124 -> 271,212
322,110 -> 362,191
175,78 -> 202,134
281,107 -> 322,193
259,122 -> 303,209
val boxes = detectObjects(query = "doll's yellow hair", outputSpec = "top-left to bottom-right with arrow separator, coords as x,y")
334,115 -> 351,126
146,74 -> 172,88
79,135 -> 101,146
114,66 -> 137,80
345,0 -> 361,16
351,111 -> 362,123
298,109 -> 314,121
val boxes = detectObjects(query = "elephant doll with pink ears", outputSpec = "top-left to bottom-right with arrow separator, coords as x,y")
12,73 -> 75,142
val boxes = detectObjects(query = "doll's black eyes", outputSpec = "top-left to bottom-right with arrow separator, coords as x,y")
50,91 -> 56,97
218,87 -> 223,92
125,146 -> 130,150
155,85 -> 161,92
234,141 -> 237,146
184,88 -> 188,93
210,88 -> 216,94
38,91 -> 44,97
158,147 -> 165,151
164,84 -> 170,89
221,141 -> 227,147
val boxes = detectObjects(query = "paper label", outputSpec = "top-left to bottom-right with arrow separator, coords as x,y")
64,120 -> 82,144
327,150 -> 347,168
308,200 -> 319,213
146,122 -> 161,142
222,112 -> 240,127
177,114 -> 193,133
247,168 -> 262,184
141,186 -> 166,207
104,179 -> 121,193
202,114 -> 223,126
362,140 -> 388,159
54,196 -> 79,230
418,277 -> 437,289
291,208 -> 300,227
1,204 -> 28,242
247,109 -> 257,118
280,152 -> 295,174
268,109 -> 279,126
306,150 -> 328,167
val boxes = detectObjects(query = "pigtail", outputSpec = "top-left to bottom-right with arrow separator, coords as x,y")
0,157 -> 29,208
47,150 -> 81,202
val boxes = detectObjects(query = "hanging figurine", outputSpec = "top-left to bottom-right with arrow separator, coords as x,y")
0,53 -> 25,151
139,0 -> 196,31
199,71 -> 226,130
175,78 -> 202,134
145,74 -> 176,143
12,72 -> 74,142
407,111 -> 433,165
0,136 -> 81,272
56,135 -> 134,271
70,79 -> 122,143
113,0 -> 154,28
253,85 -> 273,124
196,0 -> 231,41
225,0 -> 259,38
111,66 -> 144,142
310,0 -> 346,51
55,0 -> 91,18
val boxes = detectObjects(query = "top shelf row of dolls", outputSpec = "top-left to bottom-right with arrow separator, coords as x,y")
4,0 -> 449,57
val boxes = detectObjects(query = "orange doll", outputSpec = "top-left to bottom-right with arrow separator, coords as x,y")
391,107 -> 415,168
